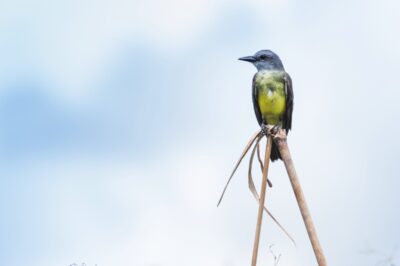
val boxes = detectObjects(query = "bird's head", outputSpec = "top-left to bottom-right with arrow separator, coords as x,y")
239,50 -> 284,71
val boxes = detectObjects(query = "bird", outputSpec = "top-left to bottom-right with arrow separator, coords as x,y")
239,50 -> 294,161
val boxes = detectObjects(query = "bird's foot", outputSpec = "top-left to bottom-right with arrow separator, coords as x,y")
261,124 -> 268,136
261,124 -> 281,137
270,125 -> 280,135
261,124 -> 273,136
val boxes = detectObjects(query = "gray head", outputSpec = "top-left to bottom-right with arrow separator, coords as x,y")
239,50 -> 284,71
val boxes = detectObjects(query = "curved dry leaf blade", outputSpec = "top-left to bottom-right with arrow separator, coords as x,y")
263,206 -> 296,246
257,142 -> 272,187
256,141 -> 264,171
248,135 -> 261,201
217,130 -> 262,206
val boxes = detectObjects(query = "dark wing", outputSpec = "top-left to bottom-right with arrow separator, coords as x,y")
283,72 -> 294,133
252,74 -> 264,126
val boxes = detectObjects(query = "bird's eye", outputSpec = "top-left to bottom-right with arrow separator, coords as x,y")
259,55 -> 267,60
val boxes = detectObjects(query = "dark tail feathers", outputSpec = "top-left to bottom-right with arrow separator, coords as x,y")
270,142 -> 282,162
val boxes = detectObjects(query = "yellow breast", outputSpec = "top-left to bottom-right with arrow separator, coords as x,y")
255,71 -> 286,125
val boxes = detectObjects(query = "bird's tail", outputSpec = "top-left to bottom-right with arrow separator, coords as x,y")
270,142 -> 282,162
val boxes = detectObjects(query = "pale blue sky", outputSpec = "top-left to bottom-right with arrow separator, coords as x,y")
0,0 -> 399,265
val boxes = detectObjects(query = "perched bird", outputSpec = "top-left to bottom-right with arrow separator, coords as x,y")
239,50 -> 294,161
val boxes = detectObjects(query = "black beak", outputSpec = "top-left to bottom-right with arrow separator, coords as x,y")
238,55 -> 256,63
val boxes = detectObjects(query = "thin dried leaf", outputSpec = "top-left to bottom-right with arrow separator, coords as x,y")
248,135 -> 262,201
257,141 -> 272,187
217,130 -> 262,206
256,141 -> 263,171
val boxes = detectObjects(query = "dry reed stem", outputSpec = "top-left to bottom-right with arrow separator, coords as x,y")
274,129 -> 327,266
251,135 -> 272,266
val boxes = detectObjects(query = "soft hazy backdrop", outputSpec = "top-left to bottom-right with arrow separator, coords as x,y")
1,0 -> 399,265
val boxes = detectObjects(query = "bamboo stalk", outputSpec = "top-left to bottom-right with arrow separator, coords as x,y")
274,130 -> 327,266
251,135 -> 272,266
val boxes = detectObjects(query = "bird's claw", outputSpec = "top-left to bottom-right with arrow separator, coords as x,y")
261,124 -> 281,137
271,125 -> 280,135
261,124 -> 270,136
